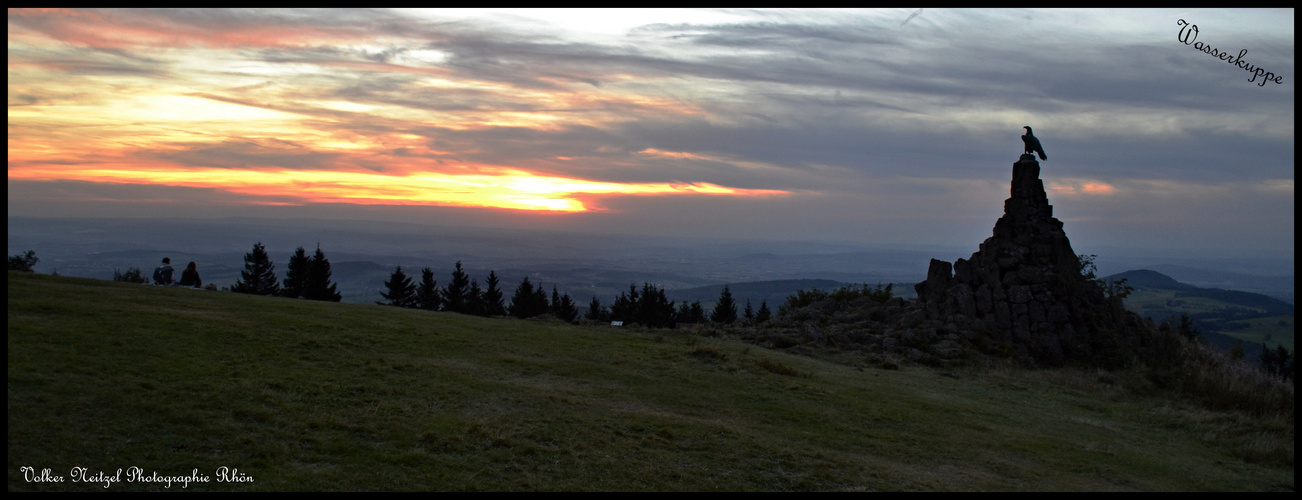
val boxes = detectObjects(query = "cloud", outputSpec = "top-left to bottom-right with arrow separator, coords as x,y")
152,138 -> 345,170
6,9 -> 1293,257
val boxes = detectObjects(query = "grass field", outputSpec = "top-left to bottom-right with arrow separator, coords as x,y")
7,273 -> 1294,491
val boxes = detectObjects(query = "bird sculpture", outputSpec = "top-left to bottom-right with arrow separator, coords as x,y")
1021,126 -> 1047,160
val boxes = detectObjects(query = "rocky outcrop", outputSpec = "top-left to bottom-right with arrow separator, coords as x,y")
914,154 -> 1118,365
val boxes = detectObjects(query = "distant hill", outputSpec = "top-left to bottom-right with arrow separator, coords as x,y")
1146,264 -> 1293,304
1104,269 -> 1294,316
1104,269 -> 1294,355
1102,269 -> 1196,291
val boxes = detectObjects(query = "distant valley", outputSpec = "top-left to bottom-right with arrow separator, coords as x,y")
1102,269 -> 1295,359
9,217 -> 1294,314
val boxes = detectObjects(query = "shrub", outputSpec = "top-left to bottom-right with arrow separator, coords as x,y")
113,267 -> 148,284
8,250 -> 39,272
778,283 -> 893,317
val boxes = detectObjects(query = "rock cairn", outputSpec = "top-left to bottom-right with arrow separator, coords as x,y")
914,154 -> 1114,365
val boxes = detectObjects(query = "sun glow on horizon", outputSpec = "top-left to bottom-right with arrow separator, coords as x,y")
7,165 -> 789,212
6,8 -> 755,215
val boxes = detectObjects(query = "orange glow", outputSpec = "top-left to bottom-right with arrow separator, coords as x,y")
1049,180 -> 1116,196
7,9 -> 782,215
1081,182 -> 1115,194
638,148 -> 708,160
8,164 -> 788,213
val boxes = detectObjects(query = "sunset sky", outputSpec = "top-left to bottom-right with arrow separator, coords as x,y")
7,9 -> 1295,260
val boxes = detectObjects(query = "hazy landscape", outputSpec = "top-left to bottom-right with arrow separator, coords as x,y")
8,216 -> 1294,307
10,214 -> 1293,362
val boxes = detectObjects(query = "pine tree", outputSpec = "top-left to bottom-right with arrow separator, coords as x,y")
442,261 -> 471,313
232,242 -> 281,296
555,290 -> 579,323
509,276 -> 548,319
587,296 -> 606,321
304,245 -> 342,302
533,284 -> 550,317
744,299 -> 755,322
380,266 -> 416,307
756,300 -> 771,323
711,285 -> 738,325
636,283 -> 675,328
675,301 -> 692,324
610,284 -> 639,323
682,301 -> 709,324
281,247 -> 310,298
467,280 -> 486,316
415,267 -> 441,311
482,271 -> 506,316
689,301 -> 706,324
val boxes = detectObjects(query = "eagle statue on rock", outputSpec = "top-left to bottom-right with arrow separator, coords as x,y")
1021,126 -> 1047,161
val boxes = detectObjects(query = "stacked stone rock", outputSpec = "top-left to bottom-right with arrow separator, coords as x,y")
914,154 -> 1109,365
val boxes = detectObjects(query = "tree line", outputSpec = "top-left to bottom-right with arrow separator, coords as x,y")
378,263 -> 773,328
12,244 -> 1299,382
228,242 -> 342,301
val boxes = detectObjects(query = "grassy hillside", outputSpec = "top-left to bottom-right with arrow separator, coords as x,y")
8,273 -> 1293,491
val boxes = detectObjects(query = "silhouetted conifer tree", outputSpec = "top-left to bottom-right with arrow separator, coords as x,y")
468,279 -> 486,316
756,300 -> 771,323
711,285 -> 738,325
612,283 -> 676,328
636,283 -> 675,328
610,284 -> 640,323
555,290 -> 579,323
282,247 -> 310,298
507,276 -> 554,317
508,276 -> 534,318
675,301 -> 692,323
380,266 -> 416,307
442,261 -> 471,313
673,301 -> 706,324
304,245 -> 342,302
533,284 -> 550,317
744,299 -> 755,322
509,276 -> 547,319
587,296 -> 607,321
232,242 -> 280,296
482,271 -> 507,316
415,267 -> 441,311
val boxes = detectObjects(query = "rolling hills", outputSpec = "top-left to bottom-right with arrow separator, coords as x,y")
7,273 -> 1294,491
1103,269 -> 1295,354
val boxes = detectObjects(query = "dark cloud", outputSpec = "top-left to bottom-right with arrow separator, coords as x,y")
153,139 -> 343,170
